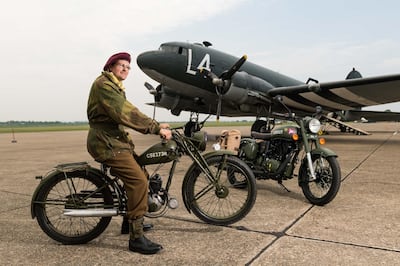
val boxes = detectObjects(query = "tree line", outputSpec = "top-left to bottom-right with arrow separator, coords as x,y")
0,121 -> 88,128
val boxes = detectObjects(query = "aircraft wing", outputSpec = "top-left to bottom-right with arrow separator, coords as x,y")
342,109 -> 400,122
266,73 -> 400,113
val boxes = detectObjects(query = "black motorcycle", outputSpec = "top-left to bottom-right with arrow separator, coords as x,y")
31,127 -> 257,245
233,97 -> 341,205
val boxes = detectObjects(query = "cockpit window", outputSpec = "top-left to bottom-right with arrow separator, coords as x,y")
159,44 -> 187,56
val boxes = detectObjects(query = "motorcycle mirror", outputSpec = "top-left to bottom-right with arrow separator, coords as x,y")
315,106 -> 323,114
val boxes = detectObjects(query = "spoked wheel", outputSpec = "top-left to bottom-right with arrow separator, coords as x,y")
34,170 -> 114,244
299,155 -> 341,206
183,155 -> 257,225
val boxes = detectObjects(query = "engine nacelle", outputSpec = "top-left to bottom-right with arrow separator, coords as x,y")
222,71 -> 274,104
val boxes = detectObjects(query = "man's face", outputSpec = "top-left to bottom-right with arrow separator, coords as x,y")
110,59 -> 131,81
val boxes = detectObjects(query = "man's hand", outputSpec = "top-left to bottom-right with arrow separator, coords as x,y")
159,128 -> 172,140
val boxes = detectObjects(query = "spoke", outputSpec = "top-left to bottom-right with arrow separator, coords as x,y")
193,182 -> 215,201
214,156 -> 228,182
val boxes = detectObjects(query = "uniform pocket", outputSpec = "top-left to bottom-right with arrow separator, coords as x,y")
87,129 -> 114,161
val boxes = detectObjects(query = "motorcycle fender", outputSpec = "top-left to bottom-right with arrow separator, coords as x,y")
298,147 -> 337,186
310,147 -> 337,158
181,150 -> 236,213
31,169 -> 60,219
202,150 -> 237,159
30,164 -> 106,219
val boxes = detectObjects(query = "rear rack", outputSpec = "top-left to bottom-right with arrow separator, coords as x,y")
55,162 -> 89,172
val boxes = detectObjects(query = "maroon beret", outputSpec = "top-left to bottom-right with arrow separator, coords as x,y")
103,52 -> 131,71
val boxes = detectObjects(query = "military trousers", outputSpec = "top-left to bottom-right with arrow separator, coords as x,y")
104,151 -> 148,220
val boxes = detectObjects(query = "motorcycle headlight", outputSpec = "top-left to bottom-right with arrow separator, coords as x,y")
306,118 -> 321,134
190,131 -> 208,151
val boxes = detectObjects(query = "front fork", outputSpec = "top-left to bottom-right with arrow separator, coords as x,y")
299,120 -> 317,181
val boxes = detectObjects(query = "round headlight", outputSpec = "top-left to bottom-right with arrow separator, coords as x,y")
191,131 -> 207,151
308,118 -> 321,133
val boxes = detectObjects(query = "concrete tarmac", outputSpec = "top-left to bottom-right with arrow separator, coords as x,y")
0,122 -> 399,265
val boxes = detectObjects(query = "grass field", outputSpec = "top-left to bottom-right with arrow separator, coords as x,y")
0,121 -> 252,134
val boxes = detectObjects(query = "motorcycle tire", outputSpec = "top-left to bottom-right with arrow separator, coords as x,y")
34,170 -> 114,245
299,155 -> 341,206
183,155 -> 257,225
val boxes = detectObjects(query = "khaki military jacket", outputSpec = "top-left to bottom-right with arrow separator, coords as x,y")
87,71 -> 160,162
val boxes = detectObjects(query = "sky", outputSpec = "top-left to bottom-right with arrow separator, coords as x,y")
1,0 -> 400,122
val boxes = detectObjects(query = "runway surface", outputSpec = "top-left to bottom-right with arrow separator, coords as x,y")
0,122 -> 399,265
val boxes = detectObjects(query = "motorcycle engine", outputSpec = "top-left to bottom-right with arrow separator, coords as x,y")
148,194 -> 164,212
263,140 -> 297,176
148,174 -> 165,212
263,158 -> 280,172
149,174 -> 162,193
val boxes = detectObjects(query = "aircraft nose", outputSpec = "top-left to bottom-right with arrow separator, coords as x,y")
136,51 -> 157,70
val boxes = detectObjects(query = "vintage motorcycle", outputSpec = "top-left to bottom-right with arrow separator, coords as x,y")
31,127 -> 257,245
232,96 -> 341,205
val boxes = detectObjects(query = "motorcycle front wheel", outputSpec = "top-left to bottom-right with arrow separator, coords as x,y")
299,155 -> 341,205
34,170 -> 114,244
183,155 -> 257,225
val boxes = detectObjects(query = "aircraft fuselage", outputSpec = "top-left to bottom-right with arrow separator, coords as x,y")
137,41 -> 400,120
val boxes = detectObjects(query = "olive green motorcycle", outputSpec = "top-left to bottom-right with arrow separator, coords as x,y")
234,97 -> 341,206
31,127 -> 257,245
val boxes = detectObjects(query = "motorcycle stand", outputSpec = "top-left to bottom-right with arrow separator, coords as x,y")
278,181 -> 291,193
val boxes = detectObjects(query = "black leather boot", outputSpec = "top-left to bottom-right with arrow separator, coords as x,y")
129,235 -> 163,255
121,216 -> 153,234
128,217 -> 162,255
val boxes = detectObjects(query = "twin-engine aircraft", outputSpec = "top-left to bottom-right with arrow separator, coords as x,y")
137,41 -> 400,135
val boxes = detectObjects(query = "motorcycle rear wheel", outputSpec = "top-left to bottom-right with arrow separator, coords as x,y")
34,170 -> 114,244
183,155 -> 257,225
299,155 -> 341,205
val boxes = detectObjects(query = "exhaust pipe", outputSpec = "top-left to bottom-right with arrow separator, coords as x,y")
63,209 -> 118,217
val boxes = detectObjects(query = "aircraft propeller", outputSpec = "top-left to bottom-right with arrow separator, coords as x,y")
200,55 -> 247,120
144,82 -> 162,102
144,82 -> 162,119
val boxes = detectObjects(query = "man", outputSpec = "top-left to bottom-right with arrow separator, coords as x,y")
87,52 -> 171,254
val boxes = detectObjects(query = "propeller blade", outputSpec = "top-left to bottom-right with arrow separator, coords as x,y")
216,94 -> 222,122
221,55 -> 247,79
199,54 -> 247,122
144,82 -> 154,91
144,82 -> 159,97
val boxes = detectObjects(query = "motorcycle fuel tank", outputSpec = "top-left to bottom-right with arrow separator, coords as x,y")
239,138 -> 259,160
136,140 -> 178,165
271,124 -> 299,140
